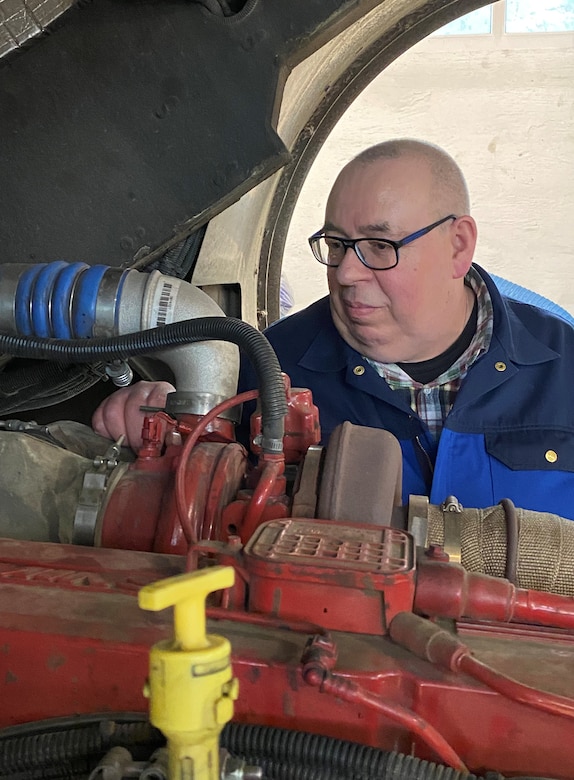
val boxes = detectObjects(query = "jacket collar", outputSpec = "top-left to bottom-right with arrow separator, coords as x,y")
476,263 -> 560,366
298,297 -> 356,372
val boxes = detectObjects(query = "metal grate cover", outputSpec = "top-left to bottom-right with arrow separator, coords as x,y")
247,518 -> 413,574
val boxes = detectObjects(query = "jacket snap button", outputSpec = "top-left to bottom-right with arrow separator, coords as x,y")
545,450 -> 558,463
353,365 -> 365,376
495,361 -> 506,372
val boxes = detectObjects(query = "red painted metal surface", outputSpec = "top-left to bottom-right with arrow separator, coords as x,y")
1,385 -> 573,779
99,440 -> 248,553
97,401 -> 301,553
243,518 -> 416,634
415,557 -> 574,629
249,377 -> 321,464
1,537 -> 574,778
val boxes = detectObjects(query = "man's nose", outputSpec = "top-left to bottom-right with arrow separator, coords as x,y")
334,245 -> 372,284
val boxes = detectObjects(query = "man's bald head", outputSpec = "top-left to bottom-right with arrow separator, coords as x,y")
347,138 -> 470,218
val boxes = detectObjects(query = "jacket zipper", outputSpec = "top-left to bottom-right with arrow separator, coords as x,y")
414,435 -> 434,493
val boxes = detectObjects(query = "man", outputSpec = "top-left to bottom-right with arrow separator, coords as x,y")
93,139 -> 574,519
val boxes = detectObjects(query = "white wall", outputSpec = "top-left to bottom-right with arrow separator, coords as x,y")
283,26 -> 574,316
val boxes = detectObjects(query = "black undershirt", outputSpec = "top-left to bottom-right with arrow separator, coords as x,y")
397,294 -> 478,385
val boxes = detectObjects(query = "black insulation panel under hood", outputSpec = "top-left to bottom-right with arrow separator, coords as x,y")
0,0 -> 366,268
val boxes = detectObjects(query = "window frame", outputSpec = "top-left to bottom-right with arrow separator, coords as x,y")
428,0 -> 574,49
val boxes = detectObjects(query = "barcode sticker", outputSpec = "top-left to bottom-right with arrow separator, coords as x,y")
151,280 -> 177,326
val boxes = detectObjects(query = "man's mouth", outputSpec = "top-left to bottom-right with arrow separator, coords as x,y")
343,299 -> 378,312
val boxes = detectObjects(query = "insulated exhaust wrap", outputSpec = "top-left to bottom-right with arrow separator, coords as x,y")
427,502 -> 574,596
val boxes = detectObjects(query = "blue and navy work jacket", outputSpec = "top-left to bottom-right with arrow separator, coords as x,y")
238,265 -> 574,520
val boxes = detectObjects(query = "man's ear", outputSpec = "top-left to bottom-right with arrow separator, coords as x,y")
451,215 -> 477,279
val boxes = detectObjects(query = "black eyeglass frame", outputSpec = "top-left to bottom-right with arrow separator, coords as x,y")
308,214 -> 457,271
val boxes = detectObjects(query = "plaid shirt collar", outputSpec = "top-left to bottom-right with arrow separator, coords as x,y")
366,267 -> 493,438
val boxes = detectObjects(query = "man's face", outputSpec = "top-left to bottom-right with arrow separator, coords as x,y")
324,155 -> 473,363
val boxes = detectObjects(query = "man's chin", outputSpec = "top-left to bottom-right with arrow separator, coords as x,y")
343,324 -> 400,361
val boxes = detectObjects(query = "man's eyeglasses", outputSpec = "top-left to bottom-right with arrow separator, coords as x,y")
308,214 -> 457,271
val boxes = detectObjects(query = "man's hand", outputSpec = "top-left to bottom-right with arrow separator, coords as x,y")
92,380 -> 176,450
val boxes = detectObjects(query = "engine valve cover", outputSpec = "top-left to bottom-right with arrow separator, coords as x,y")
243,518 -> 415,634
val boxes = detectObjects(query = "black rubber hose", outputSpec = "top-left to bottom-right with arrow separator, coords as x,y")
259,756 -> 468,780
500,497 -> 520,585
0,723 -> 105,775
0,317 -> 287,447
0,718 -> 474,780
0,714 -> 161,776
257,760 -> 348,780
0,757 -> 91,780
221,722 -> 481,780
0,716 -> 557,780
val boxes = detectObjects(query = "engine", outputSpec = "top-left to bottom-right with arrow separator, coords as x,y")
0,262 -> 573,780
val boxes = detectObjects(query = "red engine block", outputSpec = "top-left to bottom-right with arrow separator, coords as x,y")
2,401 -> 574,779
2,525 -> 574,779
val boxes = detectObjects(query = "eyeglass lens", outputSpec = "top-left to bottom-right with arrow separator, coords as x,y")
314,237 -> 397,270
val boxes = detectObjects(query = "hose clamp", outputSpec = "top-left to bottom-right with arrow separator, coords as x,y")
441,495 -> 463,564
407,494 -> 429,548
73,437 -> 125,545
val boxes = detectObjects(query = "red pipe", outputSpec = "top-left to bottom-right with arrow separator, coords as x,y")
512,588 -> 574,630
210,611 -> 466,759
240,455 -> 285,542
208,606 -> 329,637
302,667 -> 468,771
458,654 -> 574,721
175,389 -> 259,543
390,612 -> 574,722
415,558 -> 574,631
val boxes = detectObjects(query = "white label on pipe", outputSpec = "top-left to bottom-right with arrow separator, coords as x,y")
150,278 -> 177,326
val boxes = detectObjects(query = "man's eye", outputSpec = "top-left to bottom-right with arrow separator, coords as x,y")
366,240 -> 392,255
324,237 -> 344,251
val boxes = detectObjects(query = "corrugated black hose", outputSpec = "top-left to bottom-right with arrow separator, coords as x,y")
0,317 -> 287,447
0,716 -> 159,779
222,722 -> 482,780
0,716 -> 553,780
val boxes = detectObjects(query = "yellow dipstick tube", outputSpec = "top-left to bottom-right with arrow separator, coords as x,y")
139,566 -> 238,780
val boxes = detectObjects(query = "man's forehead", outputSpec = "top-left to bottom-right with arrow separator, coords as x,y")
326,158 -> 432,227
323,217 -> 393,236
331,154 -> 431,197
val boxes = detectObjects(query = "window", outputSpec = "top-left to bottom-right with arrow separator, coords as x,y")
432,1 -> 574,37
432,5 -> 493,36
505,0 -> 574,32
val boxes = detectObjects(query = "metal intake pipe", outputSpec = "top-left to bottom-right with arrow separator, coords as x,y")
0,262 -> 239,416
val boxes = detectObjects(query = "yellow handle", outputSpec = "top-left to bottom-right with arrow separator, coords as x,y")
138,566 -> 234,651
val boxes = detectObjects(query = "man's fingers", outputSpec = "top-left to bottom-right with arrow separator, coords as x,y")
92,381 -> 175,449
